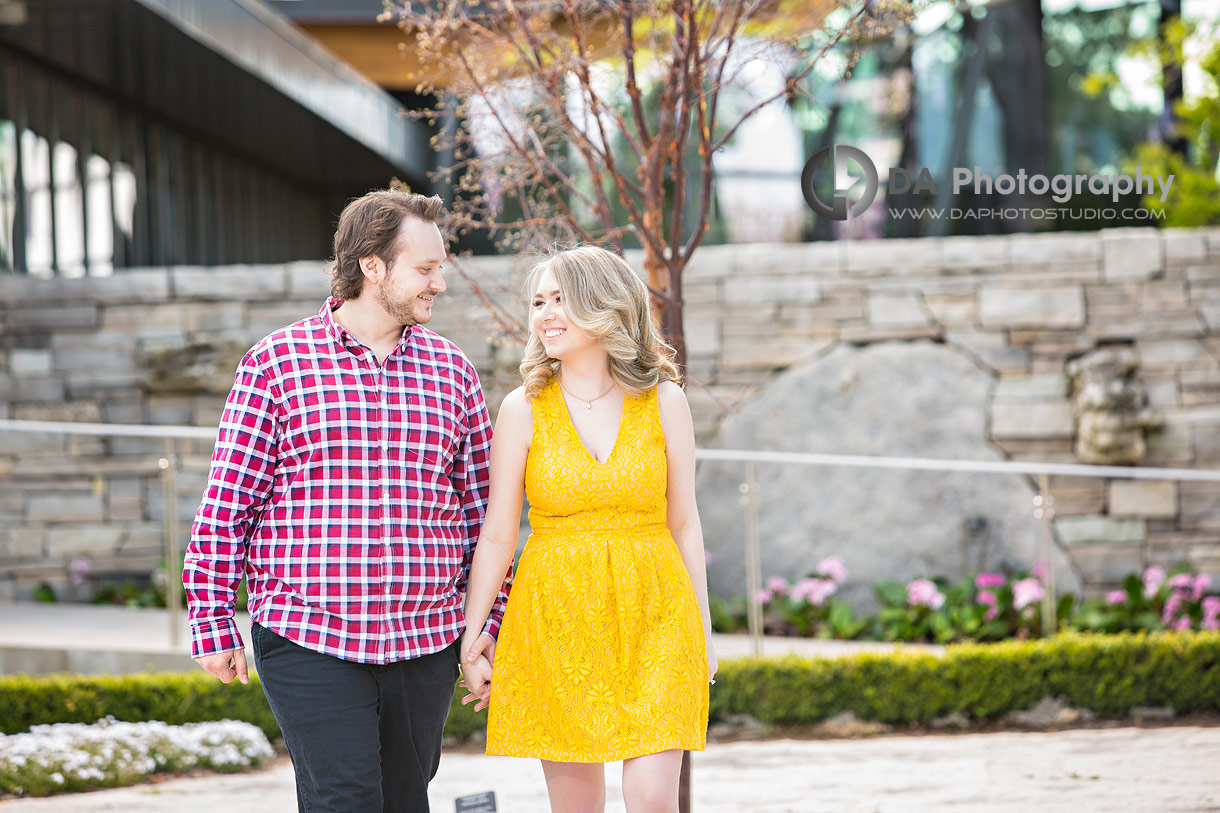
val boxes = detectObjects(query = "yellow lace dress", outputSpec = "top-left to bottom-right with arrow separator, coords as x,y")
485,379 -> 708,762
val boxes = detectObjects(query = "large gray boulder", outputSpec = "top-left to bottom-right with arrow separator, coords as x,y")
697,341 -> 1080,611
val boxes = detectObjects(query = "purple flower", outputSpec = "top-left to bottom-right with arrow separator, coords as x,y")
1031,558 -> 1047,582
1142,565 -> 1166,599
792,577 -> 837,606
1171,616 -> 1193,632
1166,573 -> 1193,591
1012,578 -> 1045,611
975,573 -> 1006,590
816,556 -> 849,585
766,576 -> 789,595
1191,573 -> 1212,602
907,579 -> 945,609
1105,589 -> 1127,606
752,588 -> 773,605
977,589 -> 999,621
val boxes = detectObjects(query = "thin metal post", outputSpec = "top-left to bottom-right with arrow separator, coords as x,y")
1035,473 -> 1056,635
160,439 -> 181,649
742,461 -> 762,657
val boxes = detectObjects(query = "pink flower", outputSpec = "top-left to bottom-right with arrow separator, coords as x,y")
792,577 -> 837,606
1191,574 -> 1212,602
68,556 -> 92,588
975,573 -> 1006,590
752,588 -> 773,605
766,576 -> 789,595
1162,592 -> 1184,625
977,589 -> 999,621
1105,590 -> 1128,606
907,579 -> 945,609
816,556 -> 849,585
1166,573 -> 1193,591
1142,566 -> 1166,599
1012,578 -> 1045,611
1031,558 -> 1047,582
1171,616 -> 1193,632
1202,597 -> 1220,630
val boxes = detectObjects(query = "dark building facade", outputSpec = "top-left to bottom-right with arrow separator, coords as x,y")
0,0 -> 434,276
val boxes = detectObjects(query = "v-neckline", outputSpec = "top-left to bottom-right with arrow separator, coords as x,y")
555,380 -> 629,467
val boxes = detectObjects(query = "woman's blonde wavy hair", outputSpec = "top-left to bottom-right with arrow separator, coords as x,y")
521,246 -> 680,400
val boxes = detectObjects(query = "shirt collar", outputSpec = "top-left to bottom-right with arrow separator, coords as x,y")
320,297 -> 415,352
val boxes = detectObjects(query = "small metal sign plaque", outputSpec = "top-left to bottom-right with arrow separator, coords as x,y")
455,791 -> 497,813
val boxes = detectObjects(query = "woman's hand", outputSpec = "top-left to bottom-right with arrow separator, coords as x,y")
458,631 -> 497,712
459,654 -> 494,712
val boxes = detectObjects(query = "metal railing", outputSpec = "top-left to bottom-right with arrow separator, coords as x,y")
698,448 -> 1220,654
4,418 -> 1220,656
1,419 -> 216,648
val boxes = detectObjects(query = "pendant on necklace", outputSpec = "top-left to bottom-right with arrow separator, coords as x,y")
585,401 -> 593,410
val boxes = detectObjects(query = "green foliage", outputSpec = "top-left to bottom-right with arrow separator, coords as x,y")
716,563 -> 1218,643
6,634 -> 1217,744
87,558 -> 248,612
0,673 -> 280,740
709,631 -> 1220,726
709,594 -> 748,634
0,672 -> 477,742
1130,35 -> 1220,226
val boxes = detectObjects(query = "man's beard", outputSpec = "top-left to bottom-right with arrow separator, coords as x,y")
376,267 -> 424,327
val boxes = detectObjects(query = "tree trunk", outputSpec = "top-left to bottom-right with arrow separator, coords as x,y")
1160,0 -> 1186,154
643,242 -> 687,376
986,0 -> 1049,177
664,269 -> 687,377
679,750 -> 692,813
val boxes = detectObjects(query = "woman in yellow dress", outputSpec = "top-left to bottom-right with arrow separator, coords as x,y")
458,245 -> 717,812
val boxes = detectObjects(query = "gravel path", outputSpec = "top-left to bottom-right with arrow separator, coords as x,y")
4,725 -> 1219,812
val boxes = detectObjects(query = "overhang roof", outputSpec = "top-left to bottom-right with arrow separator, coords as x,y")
1,0 -> 431,190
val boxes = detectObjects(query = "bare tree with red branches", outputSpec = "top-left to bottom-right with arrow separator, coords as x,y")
388,0 -> 911,371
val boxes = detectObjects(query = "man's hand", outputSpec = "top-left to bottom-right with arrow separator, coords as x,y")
194,649 -> 249,684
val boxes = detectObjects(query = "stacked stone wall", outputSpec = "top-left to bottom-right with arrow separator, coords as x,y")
1,227 -> 1217,599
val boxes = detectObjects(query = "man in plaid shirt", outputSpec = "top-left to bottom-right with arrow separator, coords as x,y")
184,190 -> 509,812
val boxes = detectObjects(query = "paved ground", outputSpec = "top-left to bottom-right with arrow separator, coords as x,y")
5,604 -> 1217,810
3,726 -> 1219,812
0,601 -> 943,675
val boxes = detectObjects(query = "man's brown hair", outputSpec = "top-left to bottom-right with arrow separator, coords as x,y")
329,190 -> 445,300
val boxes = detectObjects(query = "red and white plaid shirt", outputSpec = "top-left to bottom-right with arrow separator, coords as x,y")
185,298 -> 509,664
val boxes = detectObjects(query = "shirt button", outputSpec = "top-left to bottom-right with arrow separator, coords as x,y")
385,587 -> 391,596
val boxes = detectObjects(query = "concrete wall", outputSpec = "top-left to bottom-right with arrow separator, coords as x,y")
1,226 -> 1218,599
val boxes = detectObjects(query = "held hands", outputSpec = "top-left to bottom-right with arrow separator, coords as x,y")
194,649 -> 249,685
459,632 -> 497,713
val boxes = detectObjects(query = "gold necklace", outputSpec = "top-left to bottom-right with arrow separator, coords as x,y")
558,377 -> 617,410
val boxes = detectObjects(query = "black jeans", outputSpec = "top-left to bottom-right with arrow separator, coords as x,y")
251,623 -> 459,813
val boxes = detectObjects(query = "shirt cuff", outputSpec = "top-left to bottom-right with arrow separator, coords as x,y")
190,618 -> 246,659
481,614 -> 501,641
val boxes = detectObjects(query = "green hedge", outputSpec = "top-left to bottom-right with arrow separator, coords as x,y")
710,631 -> 1220,725
2,632 -> 1217,739
0,670 -> 487,742
0,673 -> 281,739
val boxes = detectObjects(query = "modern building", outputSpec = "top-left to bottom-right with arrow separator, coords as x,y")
0,0 -> 434,276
